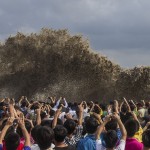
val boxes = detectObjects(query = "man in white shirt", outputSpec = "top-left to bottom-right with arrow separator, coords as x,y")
96,113 -> 127,150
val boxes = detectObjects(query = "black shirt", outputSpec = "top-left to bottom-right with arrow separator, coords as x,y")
54,145 -> 76,150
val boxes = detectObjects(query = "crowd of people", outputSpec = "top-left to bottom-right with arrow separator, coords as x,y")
0,96 -> 150,150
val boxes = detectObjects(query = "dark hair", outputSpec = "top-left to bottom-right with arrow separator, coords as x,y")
54,125 -> 67,142
148,107 -> 150,115
93,105 -> 101,114
41,120 -> 52,127
129,104 -> 135,111
103,130 -> 118,149
142,129 -> 150,148
82,121 -> 88,136
52,118 -> 63,127
5,132 -> 20,150
50,103 -> 55,108
100,104 -> 106,111
0,102 -> 5,107
105,119 -> 118,131
125,119 -> 139,137
16,120 -> 32,138
137,103 -> 143,108
109,101 -> 114,105
85,116 -> 99,134
64,119 -> 76,134
84,116 -> 90,122
50,109 -> 55,117
25,120 -> 32,133
31,125 -> 41,142
75,107 -> 80,117
30,103 -> 39,110
40,111 -> 47,120
1,119 -> 15,137
121,104 -> 128,113
68,102 -> 72,108
21,101 -> 28,108
36,126 -> 54,150
145,102 -> 149,108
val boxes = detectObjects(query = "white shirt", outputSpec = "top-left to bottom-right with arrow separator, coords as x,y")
96,139 -> 126,150
31,144 -> 55,150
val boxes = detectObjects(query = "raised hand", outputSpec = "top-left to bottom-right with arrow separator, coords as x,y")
55,106 -> 62,117
18,113 -> 25,129
6,117 -> 14,126
112,113 -> 120,121
78,102 -> 84,113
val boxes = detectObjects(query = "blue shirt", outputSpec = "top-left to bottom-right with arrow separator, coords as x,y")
77,135 -> 96,150
100,129 -> 122,147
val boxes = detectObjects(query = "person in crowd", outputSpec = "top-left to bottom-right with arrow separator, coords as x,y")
125,119 -> 143,150
64,103 -> 83,146
0,116 -> 31,150
31,126 -> 54,150
142,129 -> 150,150
100,118 -> 122,147
96,113 -> 127,150
77,116 -> 99,150
143,107 -> 150,125
53,97 -> 68,111
54,125 -> 76,150
137,100 -> 146,120
119,98 -> 132,124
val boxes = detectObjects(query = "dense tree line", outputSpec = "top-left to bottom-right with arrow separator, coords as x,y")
0,28 -> 149,101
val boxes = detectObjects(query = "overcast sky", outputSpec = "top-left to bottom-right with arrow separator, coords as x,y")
0,0 -> 150,68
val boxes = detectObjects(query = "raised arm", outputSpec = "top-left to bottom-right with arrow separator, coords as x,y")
143,122 -> 150,132
24,97 -> 31,108
114,100 -> 119,114
93,112 -> 103,125
131,111 -> 141,127
141,100 -> 145,107
123,97 -> 131,112
0,117 -> 14,144
53,97 -> 61,109
0,99 -> 5,103
18,115 -> 30,147
63,98 -> 68,108
96,115 -> 111,139
78,103 -> 84,126
130,100 -> 137,110
52,107 -> 62,129
113,113 -> 127,140
50,97 -> 55,104
89,101 -> 95,112
36,107 -> 42,125
95,104 -> 102,115
9,103 -> 15,118
119,101 -> 124,112
18,96 -> 24,106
